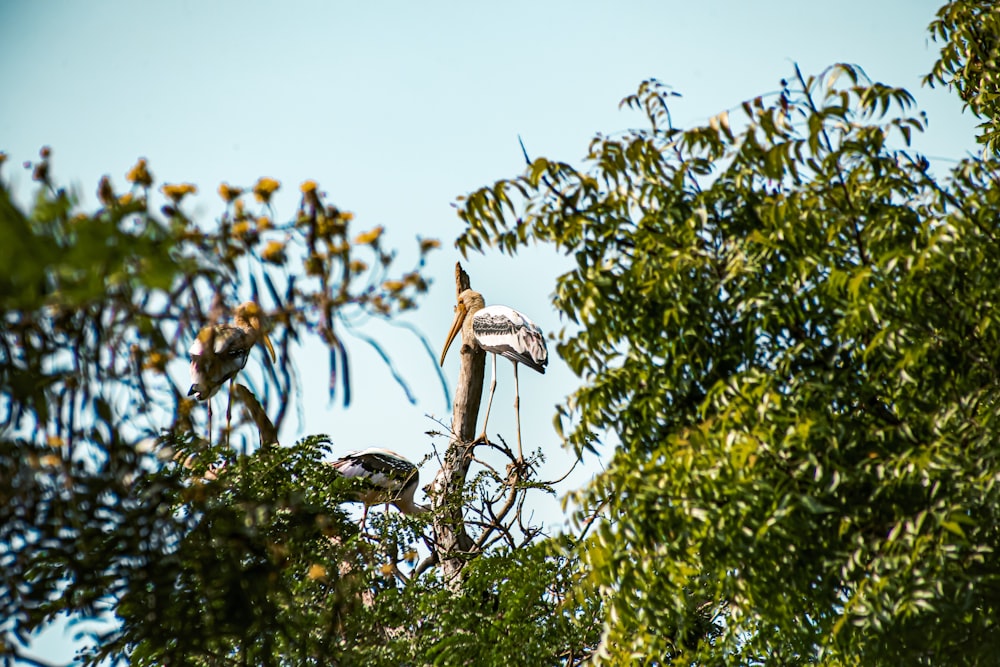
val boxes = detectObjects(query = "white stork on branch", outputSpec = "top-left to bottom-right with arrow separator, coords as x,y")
439,289 -> 548,458
330,448 -> 429,527
188,301 -> 276,443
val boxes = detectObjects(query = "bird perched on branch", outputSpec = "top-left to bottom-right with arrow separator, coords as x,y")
330,448 -> 429,526
440,289 -> 547,458
188,301 -> 276,442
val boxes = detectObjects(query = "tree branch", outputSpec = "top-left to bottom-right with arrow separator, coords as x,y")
429,262 -> 485,588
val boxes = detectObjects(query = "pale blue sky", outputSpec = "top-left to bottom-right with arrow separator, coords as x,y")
0,0 -> 979,662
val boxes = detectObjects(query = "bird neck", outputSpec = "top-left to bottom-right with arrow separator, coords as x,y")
395,498 -> 430,515
464,292 -> 486,313
232,315 -> 260,337
460,292 -> 486,344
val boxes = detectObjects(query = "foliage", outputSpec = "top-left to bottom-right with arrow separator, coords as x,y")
456,60 -> 1000,663
0,155 -> 435,663
86,435 -> 366,665
3,425 -> 598,665
0,154 -> 596,666
345,542 -> 601,667
927,0 -> 1000,154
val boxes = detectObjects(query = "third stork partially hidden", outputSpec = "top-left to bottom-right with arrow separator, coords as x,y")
330,448 -> 429,527
188,301 -> 276,442
439,289 -> 548,458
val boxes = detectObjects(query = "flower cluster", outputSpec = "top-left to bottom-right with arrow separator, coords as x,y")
126,158 -> 153,187
161,183 -> 198,203
218,183 -> 243,203
253,177 -> 281,204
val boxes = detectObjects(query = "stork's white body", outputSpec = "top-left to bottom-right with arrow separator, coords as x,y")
331,447 -> 428,518
471,305 -> 548,374
439,290 -> 548,458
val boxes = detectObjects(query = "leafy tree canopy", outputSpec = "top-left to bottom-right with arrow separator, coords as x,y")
927,0 -> 1000,154
456,12 -> 1000,665
5,2 -> 1000,665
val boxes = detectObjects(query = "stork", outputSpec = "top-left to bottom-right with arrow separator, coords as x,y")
439,289 -> 547,458
330,448 -> 429,527
188,301 -> 276,443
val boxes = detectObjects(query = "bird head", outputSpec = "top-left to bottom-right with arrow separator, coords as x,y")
439,289 -> 484,366
234,301 -> 276,362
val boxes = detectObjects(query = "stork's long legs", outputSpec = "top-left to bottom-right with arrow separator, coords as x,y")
224,378 -> 235,448
479,352 -> 498,442
513,362 -> 523,461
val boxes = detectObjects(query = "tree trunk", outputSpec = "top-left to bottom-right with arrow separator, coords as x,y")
430,262 -> 484,587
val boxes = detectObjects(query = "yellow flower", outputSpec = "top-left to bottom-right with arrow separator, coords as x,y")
143,351 -> 170,372
253,177 -> 281,203
161,183 -> 198,203
316,215 -> 345,237
419,238 -> 441,253
126,158 -> 153,187
261,240 -> 286,264
340,211 -> 354,222
379,563 -> 396,577
307,563 -> 328,581
299,180 -> 318,194
218,182 -> 243,203
349,260 -> 368,274
46,435 -> 64,448
382,280 -> 405,293
257,215 -> 272,230
118,192 -> 134,206
353,225 -> 383,245
231,220 -> 253,241
40,454 -> 62,468
371,295 -> 390,315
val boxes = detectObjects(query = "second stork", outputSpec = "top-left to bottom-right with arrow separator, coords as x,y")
331,447 -> 429,527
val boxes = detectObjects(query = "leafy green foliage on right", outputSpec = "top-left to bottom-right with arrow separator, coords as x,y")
457,62 -> 1000,663
928,0 -> 1000,154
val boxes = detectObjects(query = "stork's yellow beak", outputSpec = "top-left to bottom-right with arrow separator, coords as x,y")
262,332 -> 276,362
439,303 -> 466,366
247,311 -> 277,362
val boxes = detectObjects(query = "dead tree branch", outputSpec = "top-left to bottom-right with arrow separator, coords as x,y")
429,263 -> 485,587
